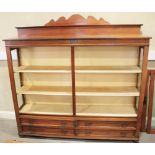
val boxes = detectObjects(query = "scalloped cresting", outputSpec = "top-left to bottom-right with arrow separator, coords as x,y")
45,14 -> 110,26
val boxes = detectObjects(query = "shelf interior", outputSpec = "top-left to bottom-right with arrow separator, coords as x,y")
75,66 -> 141,73
75,46 -> 139,67
20,95 -> 72,115
17,86 -> 72,96
20,103 -> 72,115
15,66 -> 71,73
20,73 -> 71,87
16,46 -> 140,117
76,96 -> 137,117
76,86 -> 139,96
76,104 -> 137,117
76,73 -> 137,88
19,102 -> 137,117
19,95 -> 137,117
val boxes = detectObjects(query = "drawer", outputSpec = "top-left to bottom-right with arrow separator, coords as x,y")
20,116 -> 74,128
20,115 -> 137,140
76,129 -> 135,138
22,125 -> 74,136
76,120 -> 136,130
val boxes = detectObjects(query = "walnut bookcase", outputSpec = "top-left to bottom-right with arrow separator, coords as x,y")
4,14 -> 151,142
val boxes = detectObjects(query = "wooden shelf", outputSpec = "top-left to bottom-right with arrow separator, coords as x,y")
17,86 -> 72,96
17,86 -> 139,96
15,66 -> 141,74
77,104 -> 137,117
75,66 -> 141,73
76,86 -> 139,96
15,66 -> 71,73
20,103 -> 72,115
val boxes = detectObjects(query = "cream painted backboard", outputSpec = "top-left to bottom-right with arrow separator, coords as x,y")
16,45 -> 140,116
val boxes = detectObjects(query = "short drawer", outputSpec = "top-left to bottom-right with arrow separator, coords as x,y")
22,125 -> 74,136
76,129 -> 135,138
77,120 -> 136,130
20,116 -> 74,128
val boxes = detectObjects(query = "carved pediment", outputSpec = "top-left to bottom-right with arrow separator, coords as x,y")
45,14 -> 110,26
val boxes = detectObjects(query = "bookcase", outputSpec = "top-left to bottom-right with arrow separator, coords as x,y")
4,14 -> 151,142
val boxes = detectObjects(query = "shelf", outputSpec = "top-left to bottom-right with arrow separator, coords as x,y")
77,104 -> 137,117
75,66 -> 141,73
20,103 -> 72,115
76,86 -> 139,96
14,66 -> 141,74
15,66 -> 71,73
17,86 -> 139,96
17,86 -> 72,96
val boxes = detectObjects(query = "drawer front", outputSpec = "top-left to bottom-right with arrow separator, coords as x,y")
76,129 -> 135,138
20,117 -> 74,128
22,125 -> 74,137
77,120 -> 136,130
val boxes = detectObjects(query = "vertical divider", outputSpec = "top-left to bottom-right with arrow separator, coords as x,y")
71,46 -> 76,116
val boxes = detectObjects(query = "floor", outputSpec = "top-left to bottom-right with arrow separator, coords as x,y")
1,118 -> 155,143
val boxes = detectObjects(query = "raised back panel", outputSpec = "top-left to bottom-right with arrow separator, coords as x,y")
17,14 -> 142,39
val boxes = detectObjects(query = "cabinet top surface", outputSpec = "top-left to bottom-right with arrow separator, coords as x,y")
4,35 -> 151,41
16,24 -> 143,29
